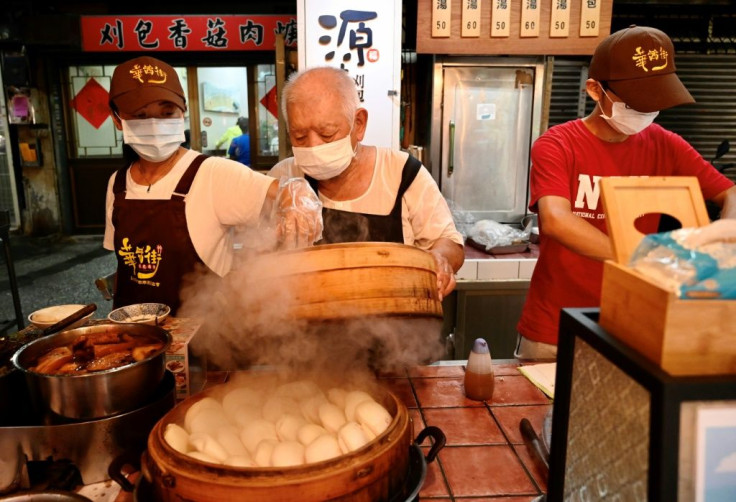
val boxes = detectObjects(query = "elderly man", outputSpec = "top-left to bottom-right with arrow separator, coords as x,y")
269,66 -> 464,300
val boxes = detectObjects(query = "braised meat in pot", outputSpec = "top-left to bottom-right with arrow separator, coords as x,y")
29,331 -> 164,375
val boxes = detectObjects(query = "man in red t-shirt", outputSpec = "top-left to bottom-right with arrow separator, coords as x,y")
515,25 -> 736,359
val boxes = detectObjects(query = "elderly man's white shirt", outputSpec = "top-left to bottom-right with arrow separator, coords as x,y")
269,148 -> 463,249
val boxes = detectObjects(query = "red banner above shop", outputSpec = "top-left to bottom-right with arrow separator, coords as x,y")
81,15 -> 297,52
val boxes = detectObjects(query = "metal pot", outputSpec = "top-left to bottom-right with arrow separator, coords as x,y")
0,304 -> 98,425
0,372 -> 175,493
11,323 -> 171,420
0,492 -> 92,501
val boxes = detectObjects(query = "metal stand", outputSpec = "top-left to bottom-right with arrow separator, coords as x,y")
0,210 -> 24,333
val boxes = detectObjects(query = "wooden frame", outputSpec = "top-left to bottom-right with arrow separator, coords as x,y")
549,308 -> 736,502
416,0 -> 613,55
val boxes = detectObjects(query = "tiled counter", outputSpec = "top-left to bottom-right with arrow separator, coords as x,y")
96,360 -> 551,501
382,361 -> 551,500
456,244 -> 539,282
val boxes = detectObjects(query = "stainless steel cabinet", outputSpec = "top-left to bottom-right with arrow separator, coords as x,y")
442,281 -> 530,361
430,57 -> 545,224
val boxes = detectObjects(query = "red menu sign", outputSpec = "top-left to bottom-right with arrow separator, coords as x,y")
81,15 -> 297,52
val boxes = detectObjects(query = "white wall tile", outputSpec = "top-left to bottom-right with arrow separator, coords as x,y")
456,260 -> 479,280
518,259 -> 537,279
477,260 -> 519,280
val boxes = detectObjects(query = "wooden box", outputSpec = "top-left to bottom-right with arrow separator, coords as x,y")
599,176 -> 736,376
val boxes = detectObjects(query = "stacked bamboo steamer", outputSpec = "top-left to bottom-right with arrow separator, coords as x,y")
246,242 -> 443,322
144,382 -> 412,501
142,243 -> 440,500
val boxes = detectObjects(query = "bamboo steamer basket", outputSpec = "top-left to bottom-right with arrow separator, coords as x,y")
143,383 -> 413,502
245,242 -> 442,322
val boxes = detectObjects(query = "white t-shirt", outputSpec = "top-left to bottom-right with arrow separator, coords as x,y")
104,150 -> 274,276
269,147 -> 463,249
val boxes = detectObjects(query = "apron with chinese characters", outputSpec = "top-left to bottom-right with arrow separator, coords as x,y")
306,155 -> 421,244
111,154 -> 208,314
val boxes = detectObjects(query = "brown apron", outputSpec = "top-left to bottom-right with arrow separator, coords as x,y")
305,155 -> 422,244
111,154 -> 208,314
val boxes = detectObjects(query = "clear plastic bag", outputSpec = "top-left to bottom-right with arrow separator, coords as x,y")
629,221 -> 736,299
447,200 -> 476,240
467,219 -> 530,250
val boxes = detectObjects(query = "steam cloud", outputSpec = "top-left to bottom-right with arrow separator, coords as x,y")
177,237 -> 445,378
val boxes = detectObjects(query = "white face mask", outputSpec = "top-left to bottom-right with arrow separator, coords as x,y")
292,133 -> 356,180
599,89 -> 659,136
121,117 -> 185,162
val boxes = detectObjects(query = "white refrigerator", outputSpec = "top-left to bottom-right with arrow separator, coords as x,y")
430,57 -> 546,224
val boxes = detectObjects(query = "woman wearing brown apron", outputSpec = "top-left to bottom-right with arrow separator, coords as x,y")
103,55 -> 322,315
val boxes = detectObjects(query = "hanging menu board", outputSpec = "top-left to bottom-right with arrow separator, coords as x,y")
432,0 -> 452,37
550,0 -> 571,38
520,1 -> 541,38
417,0 -> 612,55
491,0 -> 510,38
462,0 -> 481,37
580,0 -> 602,37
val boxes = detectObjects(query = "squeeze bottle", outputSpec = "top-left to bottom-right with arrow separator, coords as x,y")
464,338 -> 494,401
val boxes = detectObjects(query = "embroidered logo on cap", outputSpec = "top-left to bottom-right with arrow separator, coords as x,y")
632,46 -> 669,73
129,64 -> 168,85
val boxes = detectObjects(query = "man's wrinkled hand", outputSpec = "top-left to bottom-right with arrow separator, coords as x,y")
274,177 -> 324,250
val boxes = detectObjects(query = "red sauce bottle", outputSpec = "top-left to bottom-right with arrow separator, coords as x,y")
464,338 -> 494,401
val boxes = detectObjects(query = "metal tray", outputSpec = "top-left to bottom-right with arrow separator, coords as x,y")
466,237 -> 530,255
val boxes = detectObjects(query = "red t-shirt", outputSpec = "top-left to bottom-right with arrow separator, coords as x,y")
517,119 -> 734,345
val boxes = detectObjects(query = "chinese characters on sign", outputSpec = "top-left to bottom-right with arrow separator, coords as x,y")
520,0 -> 541,37
419,0 -> 612,54
429,0 -> 606,42
318,10 -> 378,68
579,0 -> 600,37
81,15 -> 297,51
432,0 -> 452,37
299,0 -> 401,149
550,0 -> 571,37
462,0 -> 481,38
491,0 -> 511,37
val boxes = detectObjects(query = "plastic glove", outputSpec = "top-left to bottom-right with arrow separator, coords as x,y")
428,249 -> 456,301
274,177 -> 324,250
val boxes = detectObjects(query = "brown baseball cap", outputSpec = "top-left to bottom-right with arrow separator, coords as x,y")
109,56 -> 186,113
589,25 -> 694,113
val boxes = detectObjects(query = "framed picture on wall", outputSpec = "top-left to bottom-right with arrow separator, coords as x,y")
202,82 -> 240,114
695,405 -> 736,502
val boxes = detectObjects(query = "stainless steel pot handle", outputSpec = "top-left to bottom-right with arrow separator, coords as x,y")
448,121 -> 455,176
108,450 -> 141,492
414,425 -> 446,463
